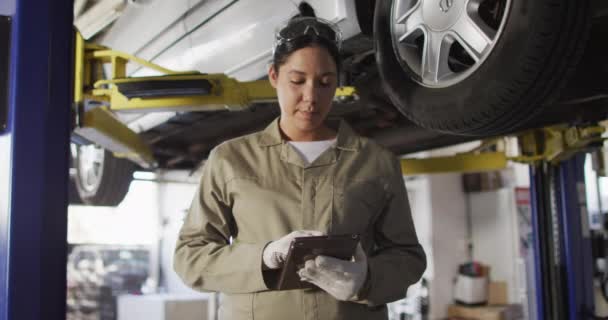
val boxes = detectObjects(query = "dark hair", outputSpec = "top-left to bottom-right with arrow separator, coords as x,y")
272,2 -> 341,73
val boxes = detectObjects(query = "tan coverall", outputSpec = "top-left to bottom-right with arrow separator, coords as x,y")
174,118 -> 426,320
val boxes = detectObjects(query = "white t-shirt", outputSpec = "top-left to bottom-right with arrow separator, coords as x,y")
288,139 -> 336,165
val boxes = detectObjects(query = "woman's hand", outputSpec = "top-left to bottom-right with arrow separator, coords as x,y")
298,243 -> 368,301
262,230 -> 324,269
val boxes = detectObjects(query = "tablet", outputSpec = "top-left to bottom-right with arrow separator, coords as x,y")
276,234 -> 360,290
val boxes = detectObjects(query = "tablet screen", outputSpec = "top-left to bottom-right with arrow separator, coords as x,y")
276,234 -> 359,290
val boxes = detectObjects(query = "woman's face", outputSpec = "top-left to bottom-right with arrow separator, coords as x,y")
269,45 -> 338,139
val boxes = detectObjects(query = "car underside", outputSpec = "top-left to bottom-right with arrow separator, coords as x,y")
138,4 -> 608,170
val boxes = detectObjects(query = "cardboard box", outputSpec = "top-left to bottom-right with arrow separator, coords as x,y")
488,281 -> 508,305
117,294 -> 209,320
448,304 -> 502,320
447,304 -> 523,320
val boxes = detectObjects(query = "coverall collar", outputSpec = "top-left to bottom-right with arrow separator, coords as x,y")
257,117 -> 361,152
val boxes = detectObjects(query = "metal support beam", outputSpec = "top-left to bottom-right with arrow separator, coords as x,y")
556,155 -> 595,319
74,107 -> 156,168
529,154 -> 595,320
0,1 -> 72,320
530,163 -> 555,320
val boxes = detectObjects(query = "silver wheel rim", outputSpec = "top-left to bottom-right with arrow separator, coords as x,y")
76,145 -> 105,193
391,0 -> 511,88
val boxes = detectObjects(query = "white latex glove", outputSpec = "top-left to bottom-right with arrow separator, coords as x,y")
262,230 -> 324,269
298,243 -> 368,301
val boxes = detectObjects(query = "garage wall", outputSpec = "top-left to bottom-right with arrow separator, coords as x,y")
402,144 -> 531,318
469,189 -> 521,303
427,173 -> 469,319
407,170 -> 529,319
68,180 -> 161,245
157,177 -> 203,295
512,163 -> 530,187
155,172 -> 219,320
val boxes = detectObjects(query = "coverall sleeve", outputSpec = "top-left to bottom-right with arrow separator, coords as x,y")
173,148 -> 269,293
364,157 -> 426,306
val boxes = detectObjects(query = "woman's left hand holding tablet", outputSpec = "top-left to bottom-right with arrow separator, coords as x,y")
298,243 -> 368,301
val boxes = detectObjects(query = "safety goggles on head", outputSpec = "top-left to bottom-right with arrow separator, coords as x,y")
274,17 -> 343,51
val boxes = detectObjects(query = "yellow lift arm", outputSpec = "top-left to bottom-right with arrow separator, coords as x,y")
400,125 -> 606,175
72,32 -> 357,168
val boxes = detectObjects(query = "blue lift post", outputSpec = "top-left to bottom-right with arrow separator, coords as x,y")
0,0 -> 73,320
529,163 -> 548,320
557,154 -> 595,319
530,154 -> 595,320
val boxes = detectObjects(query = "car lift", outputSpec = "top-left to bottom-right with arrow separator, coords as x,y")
0,2 -> 603,318
71,32 -> 357,168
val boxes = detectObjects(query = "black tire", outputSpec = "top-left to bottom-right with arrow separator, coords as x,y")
68,177 -> 84,205
68,151 -> 84,205
374,0 -> 591,136
74,147 -> 136,206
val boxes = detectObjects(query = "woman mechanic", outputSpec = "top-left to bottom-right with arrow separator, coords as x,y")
174,4 -> 426,320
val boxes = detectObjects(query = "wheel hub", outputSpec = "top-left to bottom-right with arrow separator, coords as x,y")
423,0 -> 464,31
76,145 -> 105,193
391,0 -> 510,87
